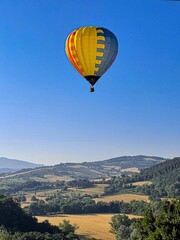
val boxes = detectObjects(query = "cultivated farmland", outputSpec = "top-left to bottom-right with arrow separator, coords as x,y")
131,181 -> 152,186
68,184 -> 109,196
37,213 -> 142,240
94,193 -> 149,203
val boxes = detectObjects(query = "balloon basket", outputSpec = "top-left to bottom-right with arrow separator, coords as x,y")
90,87 -> 94,92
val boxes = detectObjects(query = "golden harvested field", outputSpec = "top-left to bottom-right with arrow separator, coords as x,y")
132,181 -> 152,186
93,178 -> 111,182
69,184 -> 109,196
121,167 -> 140,173
94,193 -> 149,203
69,165 -> 88,169
37,213 -> 141,240
44,175 -> 75,182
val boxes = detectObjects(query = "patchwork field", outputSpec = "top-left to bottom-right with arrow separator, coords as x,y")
132,181 -> 152,186
44,175 -> 75,182
94,193 -> 149,203
37,213 -> 142,240
121,167 -> 140,173
20,189 -> 149,209
69,184 -> 109,196
20,184 -> 109,208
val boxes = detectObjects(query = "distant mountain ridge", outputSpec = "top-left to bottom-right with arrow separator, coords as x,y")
1,155 -> 167,180
0,157 -> 43,173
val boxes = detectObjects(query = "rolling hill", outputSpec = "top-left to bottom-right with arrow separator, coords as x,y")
0,155 -> 166,179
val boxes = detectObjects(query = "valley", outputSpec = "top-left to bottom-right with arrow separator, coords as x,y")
0,156 -> 180,239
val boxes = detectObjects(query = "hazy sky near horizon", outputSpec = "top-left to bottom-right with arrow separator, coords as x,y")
0,0 -> 180,165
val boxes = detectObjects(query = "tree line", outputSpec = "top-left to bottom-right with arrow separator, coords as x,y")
28,192 -> 148,216
0,178 -> 94,196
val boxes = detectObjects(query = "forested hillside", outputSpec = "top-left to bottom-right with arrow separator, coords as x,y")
105,157 -> 180,199
137,157 -> 180,181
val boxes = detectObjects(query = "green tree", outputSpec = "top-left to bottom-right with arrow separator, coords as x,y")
0,227 -> 12,240
130,199 -> 180,240
110,214 -> 134,240
31,195 -> 38,201
59,219 -> 78,235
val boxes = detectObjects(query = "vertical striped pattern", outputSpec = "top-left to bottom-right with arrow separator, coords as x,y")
65,26 -> 118,79
75,27 -> 97,76
94,28 -> 105,74
65,30 -> 84,76
95,27 -> 118,76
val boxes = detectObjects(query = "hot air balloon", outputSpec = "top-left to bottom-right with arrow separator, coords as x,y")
65,26 -> 118,92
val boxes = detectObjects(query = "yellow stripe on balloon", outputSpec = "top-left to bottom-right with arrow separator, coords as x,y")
96,29 -> 103,33
82,27 -> 96,75
97,36 -> 105,41
72,26 -> 98,76
95,59 -> 101,64
97,44 -> 105,49
94,67 -> 99,72
74,28 -> 87,76
88,27 -> 97,75
96,52 -> 104,57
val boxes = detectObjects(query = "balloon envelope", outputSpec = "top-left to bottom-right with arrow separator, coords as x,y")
65,26 -> 118,90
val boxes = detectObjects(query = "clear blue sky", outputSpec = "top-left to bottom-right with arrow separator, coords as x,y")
0,0 -> 180,165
